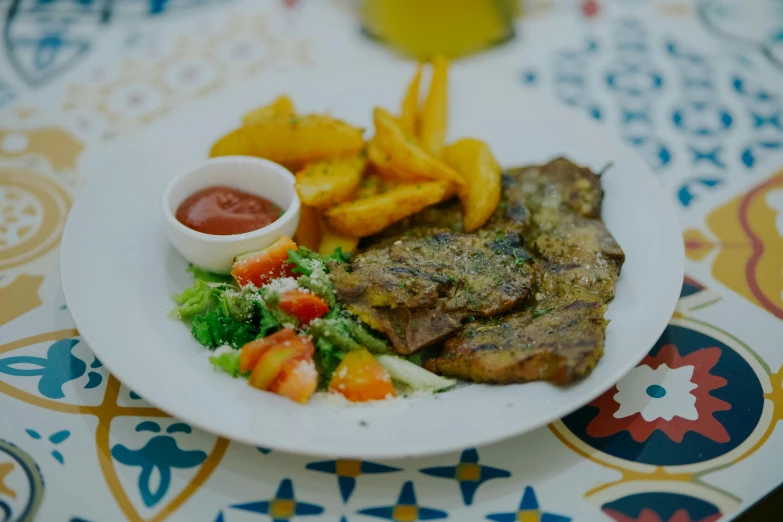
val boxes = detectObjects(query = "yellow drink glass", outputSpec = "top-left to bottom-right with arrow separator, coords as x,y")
360,0 -> 519,60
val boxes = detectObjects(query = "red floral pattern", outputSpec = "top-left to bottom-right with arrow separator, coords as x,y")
586,344 -> 731,443
604,507 -> 722,522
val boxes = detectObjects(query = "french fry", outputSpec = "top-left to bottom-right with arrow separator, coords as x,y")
325,180 -> 453,237
319,222 -> 359,256
294,204 -> 322,251
295,155 -> 367,207
442,138 -> 501,232
247,113 -> 364,165
209,127 -> 255,157
373,107 -> 463,185
399,63 -> 423,135
242,95 -> 295,126
418,56 -> 449,156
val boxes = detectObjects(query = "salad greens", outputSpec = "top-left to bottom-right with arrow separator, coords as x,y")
170,279 -> 215,319
208,350 -> 244,377
172,247 -> 446,393
191,310 -> 258,349
262,291 -> 299,328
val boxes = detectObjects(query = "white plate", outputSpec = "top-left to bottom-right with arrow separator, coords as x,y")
61,64 -> 683,458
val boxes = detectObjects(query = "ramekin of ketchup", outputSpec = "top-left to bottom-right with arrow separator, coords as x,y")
176,186 -> 283,236
162,156 -> 300,274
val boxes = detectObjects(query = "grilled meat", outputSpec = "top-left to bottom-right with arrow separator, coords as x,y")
333,157 -> 624,384
329,232 -> 535,353
483,159 -> 623,303
425,293 -> 607,384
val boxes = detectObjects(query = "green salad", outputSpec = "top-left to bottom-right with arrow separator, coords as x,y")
171,240 -> 454,404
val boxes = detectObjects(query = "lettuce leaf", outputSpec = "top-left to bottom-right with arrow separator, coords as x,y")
191,309 -> 259,349
257,303 -> 280,338
286,247 -> 323,276
171,279 -> 215,319
208,350 -> 246,378
216,286 -> 258,322
314,337 -> 346,386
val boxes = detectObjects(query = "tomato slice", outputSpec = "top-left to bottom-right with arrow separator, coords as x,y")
239,328 -> 299,374
249,346 -> 300,390
231,236 -> 298,288
269,355 -> 319,403
244,330 -> 316,399
329,349 -> 395,402
277,290 -> 329,325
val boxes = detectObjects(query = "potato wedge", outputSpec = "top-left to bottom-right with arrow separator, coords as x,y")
373,107 -> 463,185
295,155 -> 367,207
400,63 -> 423,135
325,180 -> 452,237
294,204 -> 322,251
319,222 -> 359,256
418,56 -> 449,156
247,113 -> 364,165
366,138 -> 415,182
355,171 -> 384,199
242,95 -> 295,126
209,127 -> 255,157
442,138 -> 501,232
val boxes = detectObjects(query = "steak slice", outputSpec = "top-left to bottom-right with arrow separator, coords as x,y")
329,231 -> 535,354
422,159 -> 622,384
488,159 -> 624,303
425,294 -> 607,384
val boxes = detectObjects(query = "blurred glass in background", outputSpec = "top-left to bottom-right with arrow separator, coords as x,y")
360,0 -> 521,59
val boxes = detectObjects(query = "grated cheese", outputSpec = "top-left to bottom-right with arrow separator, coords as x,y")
262,277 -> 299,294
292,359 -> 317,379
210,345 -> 234,359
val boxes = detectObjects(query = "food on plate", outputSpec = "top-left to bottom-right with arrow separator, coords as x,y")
210,96 -> 296,158
442,138 -> 501,232
209,127 -> 255,158
277,289 -> 330,325
372,107 -> 463,185
173,233 -> 453,404
329,349 -> 395,402
354,158 -> 624,384
295,154 -> 367,207
247,113 -> 364,166
399,62 -> 422,135
294,204 -> 322,251
242,95 -> 295,126
318,223 -> 359,258
426,294 -> 607,384
170,62 -> 624,405
175,186 -> 283,235
324,179 -> 453,237
328,231 -> 536,353
418,55 -> 449,156
231,236 -> 298,287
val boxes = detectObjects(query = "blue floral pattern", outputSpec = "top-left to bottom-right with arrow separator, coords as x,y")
419,449 -> 510,505
0,339 -> 101,399
111,422 -> 206,508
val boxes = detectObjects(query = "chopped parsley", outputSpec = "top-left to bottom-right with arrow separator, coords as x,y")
533,306 -> 556,318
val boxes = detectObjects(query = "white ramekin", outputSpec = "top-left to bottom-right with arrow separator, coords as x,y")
162,156 -> 300,274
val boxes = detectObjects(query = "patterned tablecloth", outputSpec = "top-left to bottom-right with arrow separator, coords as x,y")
2,0 -> 783,520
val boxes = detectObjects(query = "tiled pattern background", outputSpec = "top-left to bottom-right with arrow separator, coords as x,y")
1,1 -> 783,520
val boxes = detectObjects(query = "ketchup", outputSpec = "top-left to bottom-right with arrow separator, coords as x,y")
176,186 -> 283,235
